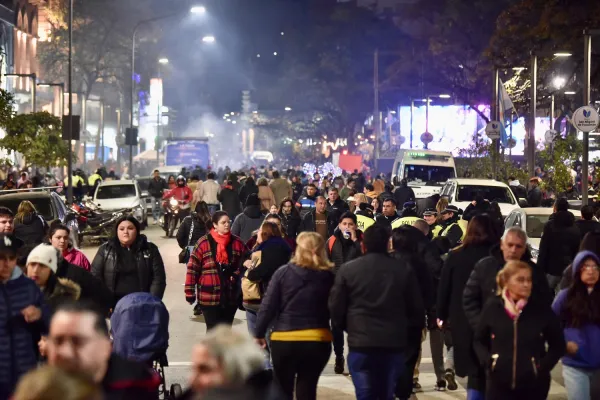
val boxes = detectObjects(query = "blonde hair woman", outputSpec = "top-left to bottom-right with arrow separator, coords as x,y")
14,200 -> 49,245
254,232 -> 334,400
13,365 -> 101,400
474,261 -> 564,400
435,197 -> 449,223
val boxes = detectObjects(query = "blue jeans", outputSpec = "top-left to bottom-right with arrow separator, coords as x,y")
246,310 -> 272,369
563,364 -> 595,400
207,204 -> 220,215
348,351 -> 404,400
152,197 -> 162,221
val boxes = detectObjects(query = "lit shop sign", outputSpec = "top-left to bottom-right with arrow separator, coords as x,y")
406,152 -> 451,161
322,138 -> 347,149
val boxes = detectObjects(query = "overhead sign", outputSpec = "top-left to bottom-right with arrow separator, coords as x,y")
165,141 -> 210,168
572,106 -> 600,133
420,132 -> 433,144
485,121 -> 502,140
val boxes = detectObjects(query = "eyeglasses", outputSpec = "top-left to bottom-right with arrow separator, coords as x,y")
582,264 -> 600,272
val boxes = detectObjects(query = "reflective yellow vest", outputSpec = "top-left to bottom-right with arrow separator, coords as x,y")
391,216 -> 424,230
441,220 -> 468,241
64,175 -> 84,187
431,224 -> 443,237
356,214 -> 375,232
88,173 -> 102,187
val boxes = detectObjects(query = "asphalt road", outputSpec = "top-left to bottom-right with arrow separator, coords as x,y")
81,223 -> 575,399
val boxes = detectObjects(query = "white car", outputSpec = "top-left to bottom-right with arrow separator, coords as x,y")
93,180 -> 148,228
504,208 -> 581,262
440,178 -> 520,217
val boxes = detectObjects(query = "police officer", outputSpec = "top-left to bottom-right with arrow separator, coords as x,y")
438,205 -> 466,248
391,201 -> 423,229
356,203 -> 375,232
423,208 -> 442,238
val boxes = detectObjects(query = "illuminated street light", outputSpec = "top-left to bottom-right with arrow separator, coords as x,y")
158,58 -> 169,64
202,35 -> 216,43
257,54 -> 261,58
253,111 -> 258,114
273,52 -> 278,56
554,52 -> 572,57
565,91 -> 576,95
190,6 -> 206,14
284,106 -> 292,111
232,120 -> 237,124
281,32 -> 285,36
512,67 -> 526,71
553,76 -> 566,89
438,94 -> 451,99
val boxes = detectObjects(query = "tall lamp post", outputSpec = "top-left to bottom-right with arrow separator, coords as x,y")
130,6 -> 206,175
5,73 -> 37,112
156,58 -> 169,164
37,82 -> 65,117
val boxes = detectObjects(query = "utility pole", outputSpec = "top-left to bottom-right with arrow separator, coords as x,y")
492,68 -> 499,179
373,49 -> 380,172
582,31 -> 592,205
67,0 -> 73,203
528,53 -> 537,178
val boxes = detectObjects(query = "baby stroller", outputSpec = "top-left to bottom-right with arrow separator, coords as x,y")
111,292 -> 182,399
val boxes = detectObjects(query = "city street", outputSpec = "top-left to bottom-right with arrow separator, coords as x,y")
81,224 -> 570,399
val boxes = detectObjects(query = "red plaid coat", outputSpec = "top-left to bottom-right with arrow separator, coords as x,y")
185,234 -> 247,306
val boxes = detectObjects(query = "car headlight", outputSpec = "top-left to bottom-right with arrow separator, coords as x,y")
169,198 -> 178,206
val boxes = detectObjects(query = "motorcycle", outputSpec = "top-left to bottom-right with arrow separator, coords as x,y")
162,198 -> 190,238
70,202 -> 132,244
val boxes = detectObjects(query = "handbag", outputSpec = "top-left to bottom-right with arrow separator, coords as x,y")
242,251 -> 263,302
178,220 -> 195,264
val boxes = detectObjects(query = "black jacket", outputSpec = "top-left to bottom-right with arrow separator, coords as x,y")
102,353 -> 160,400
56,258 -> 113,316
436,243 -> 495,376
14,212 -> 48,246
91,235 -> 166,304
462,202 -> 490,222
439,215 -> 464,248
176,214 -> 208,249
538,211 -> 581,276
218,187 -> 242,218
375,212 -> 400,228
279,212 -> 301,239
291,182 -> 304,202
326,229 -> 363,272
393,186 -> 415,209
413,229 -> 444,299
255,263 -> 334,338
298,209 -> 336,237
148,177 -> 168,198
329,252 -> 425,350
463,245 -> 552,331
474,296 -> 564,391
326,198 -> 349,223
527,186 -> 542,207
239,183 -> 259,206
42,274 -> 81,312
392,250 -> 434,327
575,219 -> 600,240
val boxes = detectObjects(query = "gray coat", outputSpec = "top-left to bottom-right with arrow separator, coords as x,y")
231,206 -> 265,243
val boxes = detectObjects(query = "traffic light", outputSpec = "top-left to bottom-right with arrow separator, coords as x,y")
125,128 -> 138,146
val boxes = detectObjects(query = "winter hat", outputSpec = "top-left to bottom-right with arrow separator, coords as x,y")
572,250 -> 600,278
245,193 -> 260,207
27,244 -> 58,273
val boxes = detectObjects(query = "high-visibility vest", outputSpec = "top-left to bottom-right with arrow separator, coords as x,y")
64,175 -> 83,186
356,214 -> 375,232
88,173 -> 102,187
391,216 -> 424,230
458,219 -> 468,241
431,224 -> 442,237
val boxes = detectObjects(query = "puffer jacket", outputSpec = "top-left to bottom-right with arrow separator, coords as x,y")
538,211 -> 581,277
279,212 -> 301,239
14,212 -> 48,246
176,215 -> 208,249
91,235 -> 166,303
255,263 -> 334,339
42,273 -> 81,311
231,206 -> 265,243
56,258 -> 113,316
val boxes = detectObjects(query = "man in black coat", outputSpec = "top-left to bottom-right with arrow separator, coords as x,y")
375,198 -> 400,227
463,227 -> 552,331
218,180 -> 242,220
538,198 -> 581,291
527,177 -> 543,207
576,205 -> 600,239
298,196 -> 336,240
326,188 -> 349,225
148,169 -> 168,224
329,224 -> 424,400
393,179 -> 415,210
325,212 -> 363,375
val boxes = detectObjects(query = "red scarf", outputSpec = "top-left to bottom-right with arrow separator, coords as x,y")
224,184 -> 233,190
210,229 -> 231,264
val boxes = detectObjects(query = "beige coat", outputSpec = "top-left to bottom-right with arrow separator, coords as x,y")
257,185 -> 276,212
269,178 -> 292,205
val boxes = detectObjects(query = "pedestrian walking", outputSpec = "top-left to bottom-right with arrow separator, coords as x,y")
195,172 -> 221,215
176,201 -> 211,252
257,177 -> 276,213
438,205 -> 466,248
298,196 -> 336,241
552,251 -> 600,400
239,176 -> 259,207
329,224 -> 424,400
14,200 -> 48,246
49,224 -> 91,271
436,214 -> 501,399
255,232 -> 334,400
186,211 -> 247,330
231,193 -> 265,243
561,231 -> 600,289
269,170 -> 292,206
217,180 -> 242,219
0,234 -> 49,399
393,178 -> 415,209
91,215 -> 166,306
278,197 -> 301,239
576,205 -> 600,240
296,183 -> 318,218
474,261 -> 564,400
375,198 -> 400,228
290,175 -> 304,203
148,169 -> 168,224
325,211 -> 363,375
538,198 -> 580,292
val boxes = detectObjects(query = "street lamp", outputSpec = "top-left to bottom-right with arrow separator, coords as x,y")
202,35 -> 215,43
158,58 -> 169,64
564,91 -> 576,95
37,82 -> 65,117
190,5 -> 206,14
552,76 -> 566,89
284,106 -> 292,111
5,73 -> 37,112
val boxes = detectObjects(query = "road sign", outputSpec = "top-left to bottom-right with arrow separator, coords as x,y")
572,106 -> 600,133
485,121 -> 501,140
545,129 -> 557,144
420,132 -> 433,144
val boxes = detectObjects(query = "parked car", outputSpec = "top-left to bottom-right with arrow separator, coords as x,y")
504,207 -> 582,262
440,178 -> 520,217
135,176 -> 153,212
0,190 -> 80,247
93,180 -> 148,228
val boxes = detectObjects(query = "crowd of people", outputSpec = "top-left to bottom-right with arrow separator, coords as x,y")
2,162 -> 600,400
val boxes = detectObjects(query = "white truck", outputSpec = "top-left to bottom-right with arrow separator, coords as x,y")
391,150 -> 456,199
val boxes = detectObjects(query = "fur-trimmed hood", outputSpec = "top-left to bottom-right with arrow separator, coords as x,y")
45,274 -> 81,303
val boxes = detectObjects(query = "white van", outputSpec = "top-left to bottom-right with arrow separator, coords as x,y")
391,150 -> 456,199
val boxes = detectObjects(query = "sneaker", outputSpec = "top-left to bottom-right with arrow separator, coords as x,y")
412,378 -> 422,393
334,356 -> 345,374
193,304 -> 203,316
444,369 -> 458,391
435,379 -> 447,391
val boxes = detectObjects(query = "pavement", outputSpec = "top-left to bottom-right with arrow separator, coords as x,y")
81,223 -> 571,399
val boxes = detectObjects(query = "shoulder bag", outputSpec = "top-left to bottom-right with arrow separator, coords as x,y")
178,220 -> 195,264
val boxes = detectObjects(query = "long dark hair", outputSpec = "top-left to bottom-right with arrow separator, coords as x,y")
392,226 -> 427,271
113,215 -> 141,239
279,197 -> 299,217
563,255 -> 600,328
580,231 -> 600,254
462,214 -> 500,248
194,201 -> 212,230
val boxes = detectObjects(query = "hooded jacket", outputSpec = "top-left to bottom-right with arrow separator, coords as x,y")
14,212 -> 48,246
176,214 -> 208,249
231,205 -> 265,243
463,245 -> 552,331
0,267 -> 49,398
91,235 -> 166,304
42,273 -> 81,311
552,251 -> 600,370
239,182 -> 259,206
218,186 -> 242,218
538,210 -> 581,276
393,185 -> 415,209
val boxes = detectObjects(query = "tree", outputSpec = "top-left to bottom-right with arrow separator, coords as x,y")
538,133 -> 582,195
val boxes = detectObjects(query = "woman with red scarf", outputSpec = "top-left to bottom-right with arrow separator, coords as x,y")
185,210 -> 247,330
474,261 -> 564,400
